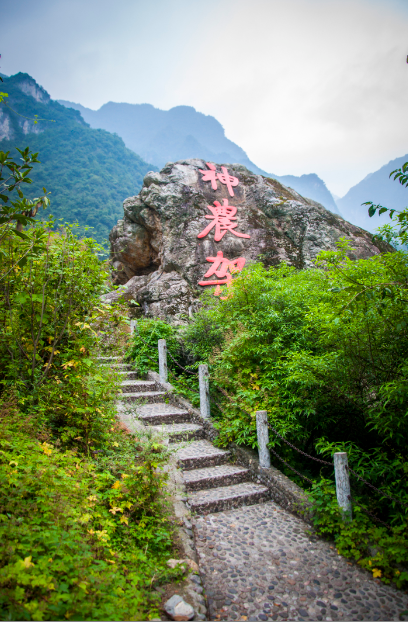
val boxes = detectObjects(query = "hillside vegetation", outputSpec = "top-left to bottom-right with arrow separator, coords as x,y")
0,148 -> 177,620
0,73 -> 155,247
129,179 -> 408,587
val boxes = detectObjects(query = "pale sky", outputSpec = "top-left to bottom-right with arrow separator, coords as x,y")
1,0 -> 408,196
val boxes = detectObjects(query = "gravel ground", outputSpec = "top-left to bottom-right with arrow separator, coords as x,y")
194,500 -> 408,622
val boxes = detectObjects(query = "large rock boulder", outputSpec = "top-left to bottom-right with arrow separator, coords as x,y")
109,159 -> 389,321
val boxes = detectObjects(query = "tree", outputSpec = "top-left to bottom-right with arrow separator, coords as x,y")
0,147 -> 50,279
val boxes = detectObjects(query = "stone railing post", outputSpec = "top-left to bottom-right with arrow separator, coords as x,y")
334,452 -> 352,522
158,339 -> 168,384
129,319 -> 135,335
256,410 -> 271,468
198,364 -> 210,419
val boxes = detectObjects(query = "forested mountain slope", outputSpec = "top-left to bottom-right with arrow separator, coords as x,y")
0,73 -> 155,246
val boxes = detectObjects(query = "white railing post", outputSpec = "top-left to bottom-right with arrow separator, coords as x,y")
130,319 -> 136,335
334,452 -> 352,522
256,410 -> 271,468
158,339 -> 168,384
198,364 -> 210,419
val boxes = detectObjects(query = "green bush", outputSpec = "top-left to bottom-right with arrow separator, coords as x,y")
0,395 -> 176,621
129,241 -> 408,588
0,149 -> 179,619
128,317 -> 201,406
308,479 -> 408,588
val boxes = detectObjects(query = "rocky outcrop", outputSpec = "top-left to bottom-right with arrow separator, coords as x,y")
109,159 -> 390,321
15,77 -> 50,104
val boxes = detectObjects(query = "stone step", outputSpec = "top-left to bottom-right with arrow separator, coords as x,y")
121,380 -> 156,393
118,370 -> 139,380
136,403 -> 192,425
101,362 -> 133,370
121,391 -> 167,404
150,422 -> 204,442
187,482 -> 270,514
97,355 -> 122,362
183,464 -> 250,492
171,440 -> 230,471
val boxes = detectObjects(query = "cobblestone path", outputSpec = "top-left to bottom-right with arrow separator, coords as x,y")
194,501 -> 408,622
113,357 -> 408,622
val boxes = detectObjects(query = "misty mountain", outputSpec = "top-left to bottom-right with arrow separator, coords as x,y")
58,99 -> 340,215
0,73 -> 155,245
276,173 -> 338,215
337,154 -> 408,233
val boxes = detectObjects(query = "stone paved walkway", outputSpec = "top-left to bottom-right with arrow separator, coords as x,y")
194,501 -> 408,622
112,357 -> 408,622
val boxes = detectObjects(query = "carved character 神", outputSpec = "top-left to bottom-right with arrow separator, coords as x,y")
199,162 -> 239,197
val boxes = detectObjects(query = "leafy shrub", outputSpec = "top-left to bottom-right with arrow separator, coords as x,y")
0,395 -> 176,621
129,242 -> 408,561
0,149 -> 179,619
128,317 -> 201,405
308,479 -> 408,588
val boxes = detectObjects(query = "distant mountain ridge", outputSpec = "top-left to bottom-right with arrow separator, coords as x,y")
59,99 -> 340,215
337,154 -> 408,233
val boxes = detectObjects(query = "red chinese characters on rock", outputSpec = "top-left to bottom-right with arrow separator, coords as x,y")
197,163 -> 249,296
197,199 -> 251,242
198,251 -> 246,296
199,162 -> 239,197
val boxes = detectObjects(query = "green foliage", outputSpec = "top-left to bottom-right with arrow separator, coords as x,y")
0,74 -> 156,247
308,479 -> 408,588
128,241 -> 408,582
364,160 -> 408,247
0,147 -> 178,618
127,317 -> 178,376
128,318 -> 201,405
0,147 -> 50,269
0,395 -> 176,621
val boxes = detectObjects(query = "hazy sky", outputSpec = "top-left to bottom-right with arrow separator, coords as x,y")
1,0 -> 408,196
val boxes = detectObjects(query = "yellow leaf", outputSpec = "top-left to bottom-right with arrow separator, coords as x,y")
80,346 -> 86,353
106,559 -> 116,564
48,558 -> 53,562
368,560 -> 372,566
109,506 -> 122,515
112,442 -> 119,448
41,442 -> 53,456
373,568 -> 382,578
22,556 -> 34,569
120,515 -> 129,525
112,481 -> 122,489
48,582 -> 55,591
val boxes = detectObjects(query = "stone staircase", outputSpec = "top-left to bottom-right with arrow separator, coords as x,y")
104,356 -> 270,515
